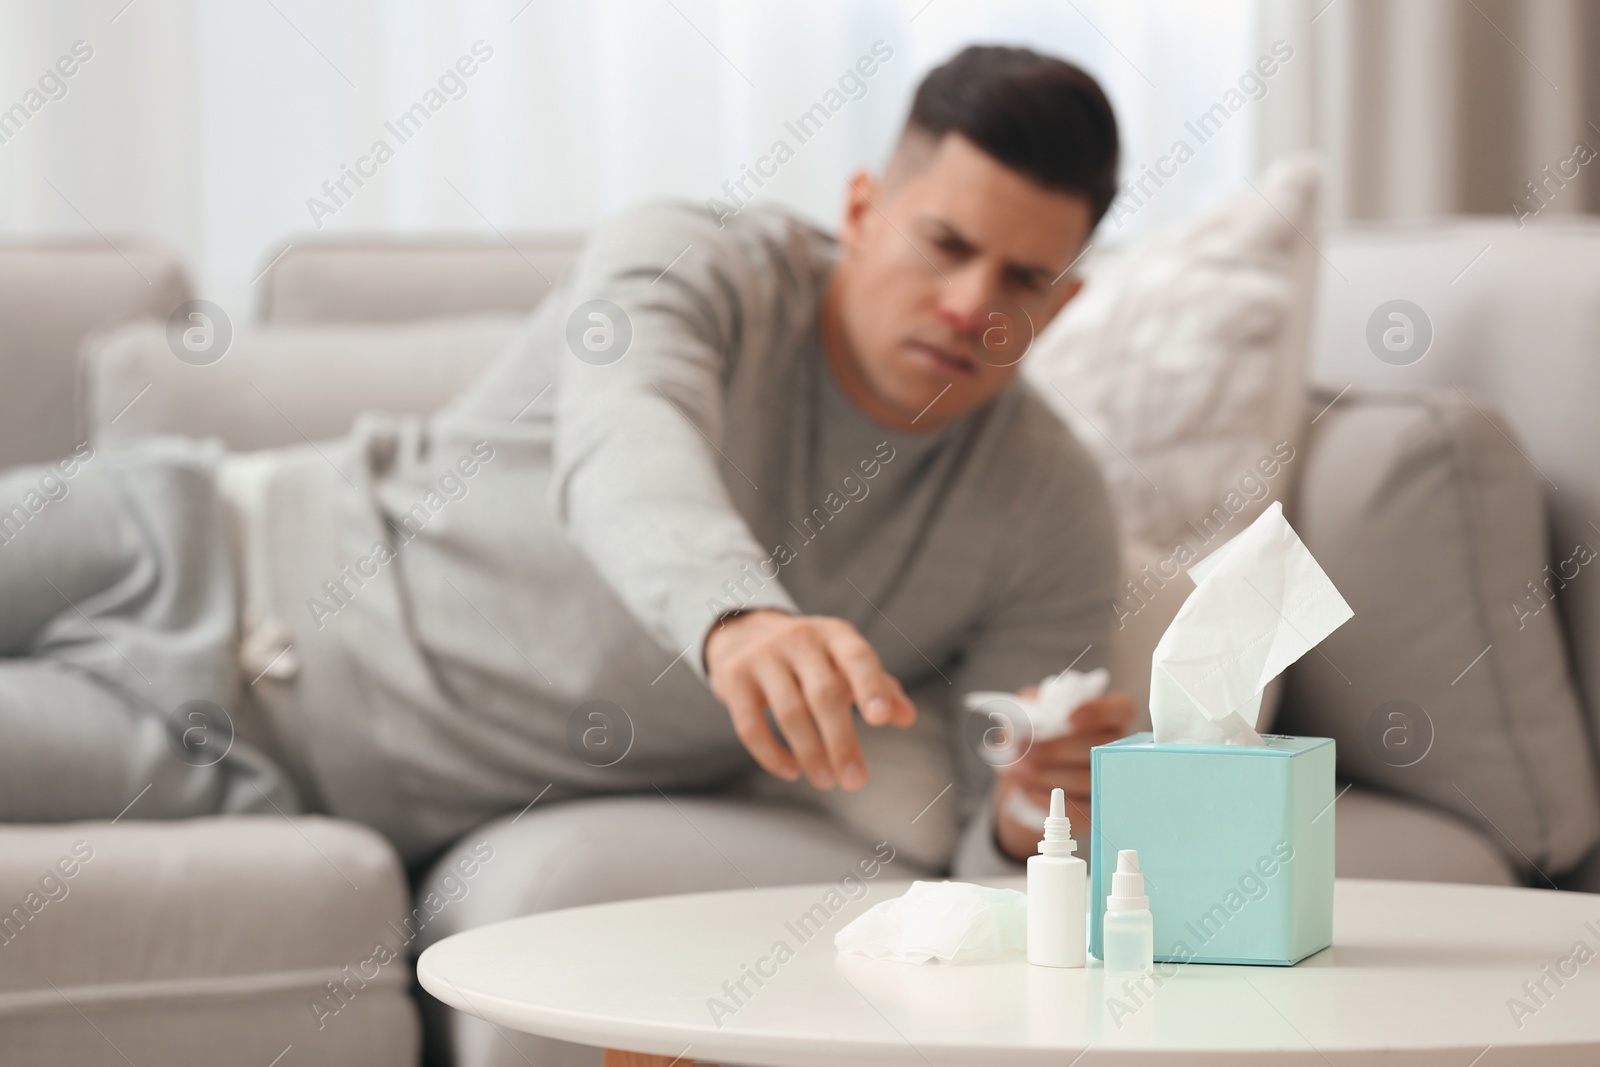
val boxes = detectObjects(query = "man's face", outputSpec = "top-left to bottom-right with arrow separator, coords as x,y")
826,132 -> 1094,431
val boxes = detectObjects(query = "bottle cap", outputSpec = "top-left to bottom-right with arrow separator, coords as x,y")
1108,848 -> 1149,911
1037,788 -> 1078,858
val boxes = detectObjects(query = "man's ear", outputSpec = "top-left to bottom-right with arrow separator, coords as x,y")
838,168 -> 883,255
1044,275 -> 1085,321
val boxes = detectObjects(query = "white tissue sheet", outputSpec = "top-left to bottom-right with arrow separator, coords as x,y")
963,667 -> 1110,765
1150,501 -> 1353,745
833,881 -> 1027,965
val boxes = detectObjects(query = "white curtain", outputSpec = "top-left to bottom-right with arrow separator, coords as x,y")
1256,0 -> 1600,222
1,0 -> 1257,313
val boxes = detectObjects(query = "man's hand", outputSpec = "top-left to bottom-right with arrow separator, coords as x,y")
993,691 -> 1135,862
705,610 -> 916,791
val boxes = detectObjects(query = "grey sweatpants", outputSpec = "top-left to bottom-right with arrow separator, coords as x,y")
0,439 -> 299,822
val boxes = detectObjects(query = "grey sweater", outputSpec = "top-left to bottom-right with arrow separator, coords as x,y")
250,201 -> 1119,865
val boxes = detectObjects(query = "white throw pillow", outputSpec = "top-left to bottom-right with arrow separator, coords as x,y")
1025,155 -> 1322,729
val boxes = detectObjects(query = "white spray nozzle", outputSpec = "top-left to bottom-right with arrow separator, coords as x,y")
1037,787 -> 1077,858
1108,848 -> 1149,911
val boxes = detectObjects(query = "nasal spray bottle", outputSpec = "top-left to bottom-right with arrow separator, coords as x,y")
1027,787 -> 1086,967
1102,849 -> 1154,976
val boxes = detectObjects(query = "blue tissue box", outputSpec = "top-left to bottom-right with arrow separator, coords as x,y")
1089,732 -> 1335,966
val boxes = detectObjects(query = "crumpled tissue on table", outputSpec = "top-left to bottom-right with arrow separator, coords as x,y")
1150,500 -> 1353,745
834,881 -> 1026,965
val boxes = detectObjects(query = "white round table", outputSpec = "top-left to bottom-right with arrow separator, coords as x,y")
418,877 -> 1600,1066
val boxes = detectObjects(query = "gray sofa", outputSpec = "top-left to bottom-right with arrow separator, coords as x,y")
1,219 -> 1597,1067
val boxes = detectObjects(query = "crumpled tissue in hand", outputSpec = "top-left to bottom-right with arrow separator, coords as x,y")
834,880 -> 1027,965
964,666 -> 1110,765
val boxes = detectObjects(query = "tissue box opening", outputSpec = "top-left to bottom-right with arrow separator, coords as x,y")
1090,732 -> 1335,966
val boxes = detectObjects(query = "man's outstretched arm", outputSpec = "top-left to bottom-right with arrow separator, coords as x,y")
551,203 -> 798,658
551,203 -> 912,790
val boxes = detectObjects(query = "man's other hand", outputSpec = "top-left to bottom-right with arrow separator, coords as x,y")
705,610 -> 916,791
993,691 -> 1135,862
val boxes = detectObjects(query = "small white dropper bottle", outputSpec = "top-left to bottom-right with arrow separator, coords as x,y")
1102,849 -> 1153,976
1026,787 -> 1086,968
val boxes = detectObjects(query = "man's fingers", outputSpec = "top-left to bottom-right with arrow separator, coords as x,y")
885,674 -> 916,727
704,612 -> 916,790
1069,693 -> 1137,733
753,658 -> 835,789
720,672 -> 800,783
993,776 -> 1093,862
1006,762 -> 1093,798
826,624 -> 915,728
788,635 -> 868,791
1021,727 -> 1124,767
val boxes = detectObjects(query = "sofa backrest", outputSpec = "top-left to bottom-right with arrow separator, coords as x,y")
0,242 -> 189,467
84,315 -> 525,453
255,236 -> 582,323
72,235 -> 583,454
1312,220 -> 1600,740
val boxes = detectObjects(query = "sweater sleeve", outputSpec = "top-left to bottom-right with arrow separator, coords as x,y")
946,404 -> 1122,874
550,202 -> 801,674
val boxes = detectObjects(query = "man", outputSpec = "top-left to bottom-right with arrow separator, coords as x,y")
0,45 -> 1130,868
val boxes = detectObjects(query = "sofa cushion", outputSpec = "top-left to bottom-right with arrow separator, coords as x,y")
1333,786 -> 1516,886
257,238 -> 580,323
84,315 -> 523,452
0,243 -> 189,467
0,817 -> 417,1067
1277,388 -> 1600,876
1025,156 -> 1320,729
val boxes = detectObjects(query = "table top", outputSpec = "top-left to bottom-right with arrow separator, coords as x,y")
417,877 -> 1600,1066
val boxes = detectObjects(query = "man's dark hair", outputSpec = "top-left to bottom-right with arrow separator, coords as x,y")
905,45 -> 1120,225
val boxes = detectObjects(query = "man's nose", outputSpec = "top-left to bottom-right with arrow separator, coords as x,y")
936,265 -> 1000,339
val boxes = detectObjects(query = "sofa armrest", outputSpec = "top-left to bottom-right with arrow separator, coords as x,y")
0,242 -> 189,467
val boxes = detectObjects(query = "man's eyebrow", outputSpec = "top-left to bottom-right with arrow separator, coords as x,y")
997,250 -> 1056,288
923,218 -> 975,252
922,216 -> 1057,286
1009,262 -> 1054,287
